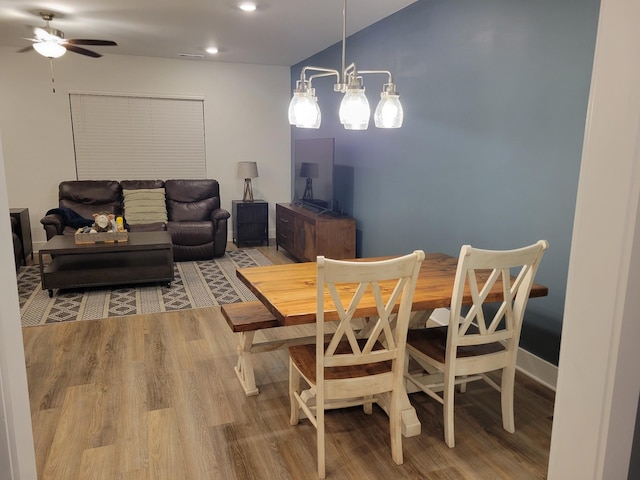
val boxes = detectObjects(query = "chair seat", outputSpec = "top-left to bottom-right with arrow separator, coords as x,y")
289,339 -> 392,384
407,327 -> 505,364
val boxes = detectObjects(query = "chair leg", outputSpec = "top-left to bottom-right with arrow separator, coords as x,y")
389,389 -> 403,465
289,359 -> 301,426
443,375 -> 456,448
363,395 -> 374,415
501,365 -> 516,433
317,402 -> 326,478
458,375 -> 468,393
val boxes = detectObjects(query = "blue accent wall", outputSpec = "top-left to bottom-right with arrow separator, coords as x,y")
291,0 -> 599,365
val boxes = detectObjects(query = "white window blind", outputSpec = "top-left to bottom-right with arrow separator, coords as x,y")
69,94 -> 206,180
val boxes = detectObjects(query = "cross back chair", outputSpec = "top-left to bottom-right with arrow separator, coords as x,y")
404,240 -> 548,448
288,250 -> 425,478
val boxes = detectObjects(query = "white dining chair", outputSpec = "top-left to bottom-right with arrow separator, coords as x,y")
288,250 -> 424,478
404,240 -> 548,448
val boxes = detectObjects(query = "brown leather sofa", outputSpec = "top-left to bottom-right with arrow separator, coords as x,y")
40,179 -> 230,260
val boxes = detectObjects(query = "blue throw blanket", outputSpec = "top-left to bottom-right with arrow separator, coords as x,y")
46,208 -> 95,229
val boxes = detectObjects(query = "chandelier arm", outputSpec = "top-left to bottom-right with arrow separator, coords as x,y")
357,70 -> 394,84
308,71 -> 340,84
301,66 -> 340,81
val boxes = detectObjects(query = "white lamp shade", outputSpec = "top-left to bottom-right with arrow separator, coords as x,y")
339,87 -> 370,130
237,161 -> 258,179
374,93 -> 404,128
288,92 -> 321,129
33,41 -> 66,58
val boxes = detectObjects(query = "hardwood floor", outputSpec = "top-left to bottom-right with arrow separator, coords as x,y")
23,243 -> 554,479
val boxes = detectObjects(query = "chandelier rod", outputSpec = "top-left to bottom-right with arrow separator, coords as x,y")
341,0 -> 347,82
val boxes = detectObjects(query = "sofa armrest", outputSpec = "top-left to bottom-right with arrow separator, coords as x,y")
211,208 -> 231,257
40,213 -> 64,240
212,208 -> 231,223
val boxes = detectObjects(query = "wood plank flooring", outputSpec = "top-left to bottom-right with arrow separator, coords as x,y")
23,244 -> 554,479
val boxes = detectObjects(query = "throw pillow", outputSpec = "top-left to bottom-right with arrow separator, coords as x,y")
123,188 -> 168,225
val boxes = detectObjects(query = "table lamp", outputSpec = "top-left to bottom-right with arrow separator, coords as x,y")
238,161 -> 259,201
299,162 -> 319,200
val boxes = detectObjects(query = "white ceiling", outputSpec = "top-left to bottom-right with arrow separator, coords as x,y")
0,0 -> 416,66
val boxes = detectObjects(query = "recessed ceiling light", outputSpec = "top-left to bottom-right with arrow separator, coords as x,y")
238,2 -> 257,12
206,47 -> 219,54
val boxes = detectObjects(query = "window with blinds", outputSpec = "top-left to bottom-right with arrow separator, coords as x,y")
69,93 -> 206,180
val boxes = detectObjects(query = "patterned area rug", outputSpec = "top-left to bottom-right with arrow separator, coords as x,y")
18,249 -> 272,327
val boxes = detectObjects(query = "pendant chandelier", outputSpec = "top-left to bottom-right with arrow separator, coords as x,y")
288,0 -> 404,130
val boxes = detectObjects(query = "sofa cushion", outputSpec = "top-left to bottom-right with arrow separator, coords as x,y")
120,180 -> 164,190
165,179 -> 220,222
167,197 -> 217,222
59,180 -> 121,219
127,222 -> 167,232
164,179 -> 220,203
167,221 -> 214,245
123,188 -> 168,225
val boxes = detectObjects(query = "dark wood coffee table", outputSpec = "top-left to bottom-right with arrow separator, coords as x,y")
39,231 -> 174,297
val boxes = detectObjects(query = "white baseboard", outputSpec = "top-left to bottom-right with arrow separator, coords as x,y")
516,347 -> 558,391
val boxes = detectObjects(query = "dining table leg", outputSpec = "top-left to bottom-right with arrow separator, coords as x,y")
374,391 -> 422,437
235,331 -> 260,396
362,310 -> 435,438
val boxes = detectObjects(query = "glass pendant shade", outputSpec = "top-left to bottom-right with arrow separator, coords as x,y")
33,41 -> 66,58
374,92 -> 403,128
339,86 -> 370,130
288,91 -> 321,129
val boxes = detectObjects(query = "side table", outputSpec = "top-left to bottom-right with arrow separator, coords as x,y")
10,208 -> 33,265
232,200 -> 268,247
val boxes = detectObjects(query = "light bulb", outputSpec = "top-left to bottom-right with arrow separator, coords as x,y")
374,92 -> 403,128
33,41 -> 66,59
339,86 -> 370,130
288,92 -> 321,129
238,2 -> 257,12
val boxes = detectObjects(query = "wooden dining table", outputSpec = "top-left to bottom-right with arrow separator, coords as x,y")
235,252 -> 548,437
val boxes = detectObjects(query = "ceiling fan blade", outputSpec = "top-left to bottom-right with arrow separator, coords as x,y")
17,45 -> 33,53
66,39 -> 117,46
65,44 -> 102,58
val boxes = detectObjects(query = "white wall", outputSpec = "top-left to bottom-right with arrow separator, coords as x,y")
548,0 -> 640,477
0,48 -> 292,248
0,132 -> 37,478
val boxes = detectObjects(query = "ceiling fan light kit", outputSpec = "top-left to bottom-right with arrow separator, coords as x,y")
33,40 -> 66,58
288,0 -> 404,130
24,11 -> 117,59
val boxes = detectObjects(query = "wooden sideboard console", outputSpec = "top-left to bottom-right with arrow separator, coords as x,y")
276,203 -> 356,262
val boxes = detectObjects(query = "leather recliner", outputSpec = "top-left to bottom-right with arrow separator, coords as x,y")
40,179 -> 230,261
11,216 -> 22,270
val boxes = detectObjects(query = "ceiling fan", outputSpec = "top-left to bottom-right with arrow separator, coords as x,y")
20,11 -> 117,59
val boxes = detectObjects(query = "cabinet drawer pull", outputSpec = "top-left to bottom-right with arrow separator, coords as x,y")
280,218 -> 290,224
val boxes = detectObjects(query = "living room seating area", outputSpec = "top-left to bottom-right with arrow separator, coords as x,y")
40,179 -> 230,261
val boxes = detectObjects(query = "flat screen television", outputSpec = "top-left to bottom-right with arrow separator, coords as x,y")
293,138 -> 335,214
